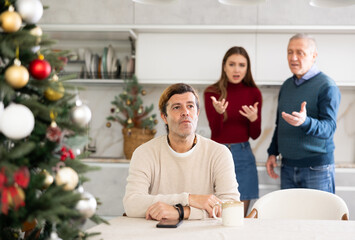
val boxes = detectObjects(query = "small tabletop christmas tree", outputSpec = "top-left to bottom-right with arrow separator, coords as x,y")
107,75 -> 157,130
107,75 -> 158,159
0,1 -> 106,239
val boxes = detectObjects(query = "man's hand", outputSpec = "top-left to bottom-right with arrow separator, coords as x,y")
239,102 -> 259,122
211,96 -> 229,114
266,155 -> 279,179
282,101 -> 307,126
145,202 -> 179,221
189,194 -> 221,218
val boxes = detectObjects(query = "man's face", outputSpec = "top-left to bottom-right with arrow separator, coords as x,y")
287,38 -> 317,79
161,92 -> 199,139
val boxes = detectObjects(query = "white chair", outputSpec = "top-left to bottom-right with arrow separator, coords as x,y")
246,188 -> 349,220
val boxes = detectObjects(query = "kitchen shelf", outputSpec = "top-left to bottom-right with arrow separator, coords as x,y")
40,24 -> 355,37
67,79 -> 125,85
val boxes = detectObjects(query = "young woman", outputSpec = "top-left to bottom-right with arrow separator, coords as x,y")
204,46 -> 262,216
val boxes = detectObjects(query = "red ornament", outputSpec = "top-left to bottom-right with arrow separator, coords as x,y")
29,58 -> 51,80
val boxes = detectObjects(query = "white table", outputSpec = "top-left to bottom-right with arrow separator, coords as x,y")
87,216 -> 355,240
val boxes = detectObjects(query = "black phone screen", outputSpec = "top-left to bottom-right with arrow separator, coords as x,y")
156,219 -> 182,228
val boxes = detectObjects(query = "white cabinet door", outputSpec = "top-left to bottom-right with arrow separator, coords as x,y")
136,33 -> 257,84
256,33 -> 355,85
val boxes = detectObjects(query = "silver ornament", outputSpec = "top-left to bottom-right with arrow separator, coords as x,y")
31,45 -> 41,53
76,191 -> 97,218
71,104 -> 92,127
16,0 -> 43,24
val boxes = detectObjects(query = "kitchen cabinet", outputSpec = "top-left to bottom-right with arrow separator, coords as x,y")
135,25 -> 355,86
41,24 -> 355,87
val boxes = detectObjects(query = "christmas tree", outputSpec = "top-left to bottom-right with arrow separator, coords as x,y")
107,75 -> 158,159
0,0 -> 106,239
107,75 -> 158,131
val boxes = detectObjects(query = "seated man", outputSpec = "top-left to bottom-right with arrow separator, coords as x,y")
123,83 -> 240,220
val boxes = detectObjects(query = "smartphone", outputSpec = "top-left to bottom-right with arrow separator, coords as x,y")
156,219 -> 182,228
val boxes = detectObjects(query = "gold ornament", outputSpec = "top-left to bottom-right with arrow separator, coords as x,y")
45,83 -> 65,101
7,187 -> 25,207
55,167 -> 79,191
0,6 -> 22,33
154,119 -> 158,124
127,118 -> 132,124
5,59 -> 29,89
41,170 -> 54,189
126,99 -> 131,105
29,26 -> 43,45
52,74 -> 59,81
141,90 -> 146,96
29,26 -> 43,37
106,122 -> 112,128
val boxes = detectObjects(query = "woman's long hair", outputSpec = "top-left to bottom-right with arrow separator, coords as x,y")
207,46 -> 257,100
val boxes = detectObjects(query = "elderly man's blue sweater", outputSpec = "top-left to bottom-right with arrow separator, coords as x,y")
268,72 -> 341,167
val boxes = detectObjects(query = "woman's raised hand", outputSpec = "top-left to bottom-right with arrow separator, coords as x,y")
239,102 -> 259,122
211,96 -> 229,114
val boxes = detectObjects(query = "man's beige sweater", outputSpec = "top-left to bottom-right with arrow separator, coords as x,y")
123,134 -> 240,219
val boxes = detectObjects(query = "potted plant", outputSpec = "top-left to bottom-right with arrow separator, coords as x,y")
107,75 -> 157,159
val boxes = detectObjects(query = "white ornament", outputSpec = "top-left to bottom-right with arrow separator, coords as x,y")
71,104 -> 92,127
0,103 -> 35,140
16,0 -> 43,24
76,191 -> 97,218
55,167 -> 79,191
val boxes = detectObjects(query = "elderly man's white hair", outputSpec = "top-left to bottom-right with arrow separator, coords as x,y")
289,33 -> 317,54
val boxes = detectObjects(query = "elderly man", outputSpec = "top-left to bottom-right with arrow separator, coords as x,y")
123,83 -> 240,220
266,33 -> 341,193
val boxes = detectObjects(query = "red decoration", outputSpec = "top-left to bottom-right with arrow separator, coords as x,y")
29,58 -> 51,80
13,167 -> 30,188
0,167 -> 29,215
0,168 -> 6,187
60,146 -> 75,161
57,56 -> 68,71
46,123 -> 62,143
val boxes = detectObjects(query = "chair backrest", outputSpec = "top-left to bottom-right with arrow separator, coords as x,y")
246,189 -> 349,220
